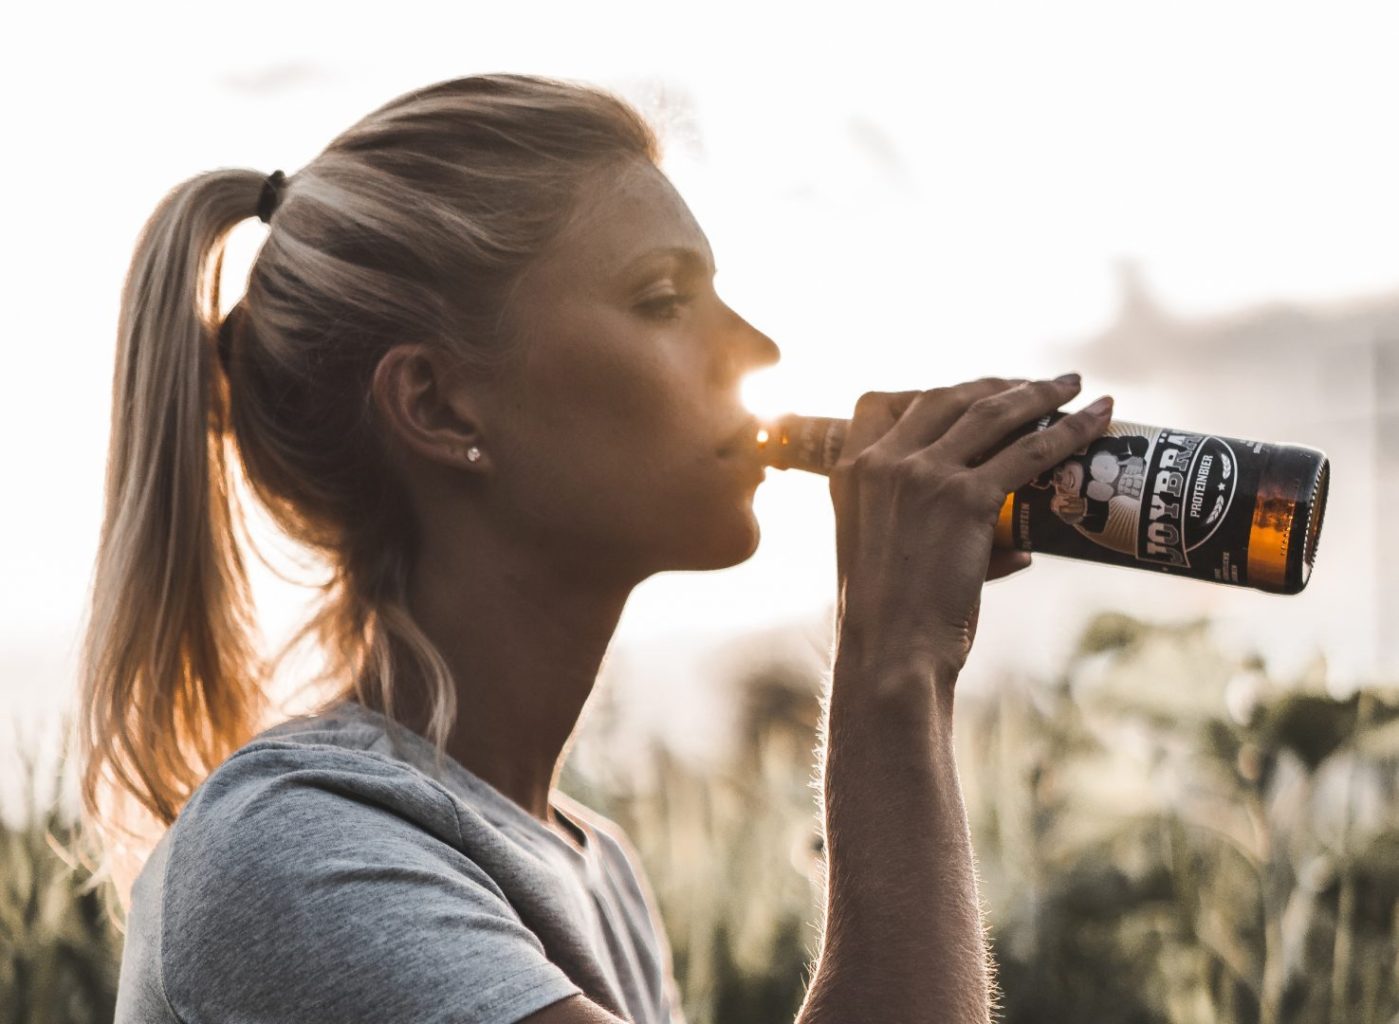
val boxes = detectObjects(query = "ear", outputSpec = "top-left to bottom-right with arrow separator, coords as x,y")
370,344 -> 490,472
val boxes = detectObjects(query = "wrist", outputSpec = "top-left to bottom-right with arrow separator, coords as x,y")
829,640 -> 959,734
832,620 -> 962,696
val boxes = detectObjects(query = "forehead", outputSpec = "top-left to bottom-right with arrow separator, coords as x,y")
530,161 -> 714,290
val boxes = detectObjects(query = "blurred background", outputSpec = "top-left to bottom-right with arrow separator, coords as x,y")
4,1 -> 1398,1021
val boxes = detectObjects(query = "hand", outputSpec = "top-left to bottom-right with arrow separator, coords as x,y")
829,376 -> 1113,681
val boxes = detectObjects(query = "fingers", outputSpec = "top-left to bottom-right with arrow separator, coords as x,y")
980,394 -> 1115,493
835,375 -> 1097,487
876,377 -> 1030,459
833,390 -> 922,472
935,377 -> 1084,466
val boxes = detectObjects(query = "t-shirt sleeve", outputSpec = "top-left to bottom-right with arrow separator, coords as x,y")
159,746 -> 582,1024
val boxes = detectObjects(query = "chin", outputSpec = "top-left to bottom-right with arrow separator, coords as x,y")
679,506 -> 762,571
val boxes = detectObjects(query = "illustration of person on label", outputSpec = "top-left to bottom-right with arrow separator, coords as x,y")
1031,433 -> 1150,555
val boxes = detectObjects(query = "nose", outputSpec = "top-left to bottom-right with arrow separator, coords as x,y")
747,321 -> 781,370
724,305 -> 781,376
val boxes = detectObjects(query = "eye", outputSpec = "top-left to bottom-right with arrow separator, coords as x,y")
638,294 -> 692,320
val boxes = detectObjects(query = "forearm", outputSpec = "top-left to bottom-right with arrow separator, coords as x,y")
797,642 -> 993,1024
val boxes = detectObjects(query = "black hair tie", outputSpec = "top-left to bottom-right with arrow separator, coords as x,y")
257,169 -> 287,224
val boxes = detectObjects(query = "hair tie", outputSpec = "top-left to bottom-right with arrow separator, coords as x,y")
257,169 -> 287,224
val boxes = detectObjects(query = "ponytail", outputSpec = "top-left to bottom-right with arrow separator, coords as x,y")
75,170 -> 271,913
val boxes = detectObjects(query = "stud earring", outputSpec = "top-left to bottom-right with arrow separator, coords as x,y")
465,445 -> 482,463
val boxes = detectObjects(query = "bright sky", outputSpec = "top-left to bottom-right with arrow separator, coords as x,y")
5,1 -> 1399,736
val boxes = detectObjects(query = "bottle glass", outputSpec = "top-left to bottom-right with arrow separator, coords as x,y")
757,411 -> 1330,595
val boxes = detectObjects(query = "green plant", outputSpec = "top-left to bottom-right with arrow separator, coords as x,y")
0,717 -> 121,1024
961,614 -> 1399,1024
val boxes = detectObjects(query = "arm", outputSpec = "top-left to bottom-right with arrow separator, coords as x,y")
524,377 -> 1113,1024
797,643 -> 989,1022
795,376 -> 1112,1023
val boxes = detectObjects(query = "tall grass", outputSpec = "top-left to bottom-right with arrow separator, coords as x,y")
0,722 -> 121,1024
961,615 -> 1399,1024
5,612 -> 1397,1023
568,613 -> 1399,1024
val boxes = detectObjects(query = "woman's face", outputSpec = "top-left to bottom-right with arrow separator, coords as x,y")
477,159 -> 780,582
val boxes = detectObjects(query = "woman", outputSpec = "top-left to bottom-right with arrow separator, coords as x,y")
78,73 -> 1113,1023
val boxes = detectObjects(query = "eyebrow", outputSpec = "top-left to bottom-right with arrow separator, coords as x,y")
620,245 -> 717,277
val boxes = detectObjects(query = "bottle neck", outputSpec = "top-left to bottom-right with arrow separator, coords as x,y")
758,415 -> 850,474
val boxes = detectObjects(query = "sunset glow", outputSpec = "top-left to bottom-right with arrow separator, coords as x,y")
4,0 -> 1398,748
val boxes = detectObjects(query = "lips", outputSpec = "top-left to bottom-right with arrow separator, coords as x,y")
717,415 -> 762,458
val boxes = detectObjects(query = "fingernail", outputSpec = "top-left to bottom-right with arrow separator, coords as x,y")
1084,395 -> 1113,417
1055,372 -> 1081,386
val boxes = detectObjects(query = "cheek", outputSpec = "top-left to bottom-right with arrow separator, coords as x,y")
520,318 -> 702,460
499,348 -> 680,513
497,308 -> 745,563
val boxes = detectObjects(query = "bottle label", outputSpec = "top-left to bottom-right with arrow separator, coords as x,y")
1011,416 -> 1261,584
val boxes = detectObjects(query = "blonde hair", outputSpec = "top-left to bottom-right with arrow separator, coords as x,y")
74,73 -> 661,917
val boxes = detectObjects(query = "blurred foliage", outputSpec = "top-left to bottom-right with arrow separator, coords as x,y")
963,618 -> 1399,1024
567,614 -> 1399,1024
6,612 -> 1399,1023
0,730 -> 121,1024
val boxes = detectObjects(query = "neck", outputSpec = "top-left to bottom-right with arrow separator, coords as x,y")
381,523 -> 634,824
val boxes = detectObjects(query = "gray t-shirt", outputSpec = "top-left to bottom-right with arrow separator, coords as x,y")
113,699 -> 683,1023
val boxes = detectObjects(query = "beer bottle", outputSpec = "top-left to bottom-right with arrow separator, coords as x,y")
756,410 -> 1330,595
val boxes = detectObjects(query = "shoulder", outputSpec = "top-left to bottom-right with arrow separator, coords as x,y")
178,732 -> 468,856
154,734 -> 578,1023
161,736 -> 503,950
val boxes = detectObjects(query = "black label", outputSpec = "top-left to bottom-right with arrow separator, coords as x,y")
1010,416 -> 1266,586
